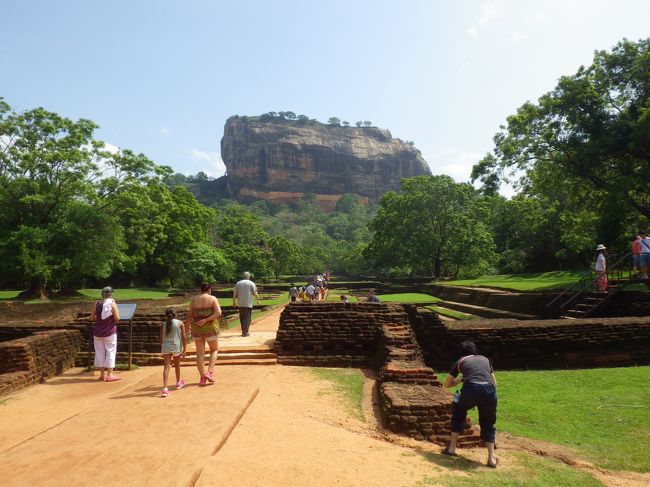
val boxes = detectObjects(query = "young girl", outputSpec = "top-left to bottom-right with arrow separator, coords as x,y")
160,308 -> 186,397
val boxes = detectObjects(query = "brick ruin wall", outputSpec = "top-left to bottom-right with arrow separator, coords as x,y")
0,330 -> 83,396
69,309 -> 191,366
379,322 -> 480,446
407,307 -> 650,371
276,302 -> 407,367
277,302 -> 479,446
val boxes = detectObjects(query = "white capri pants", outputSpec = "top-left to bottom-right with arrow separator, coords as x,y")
94,334 -> 117,368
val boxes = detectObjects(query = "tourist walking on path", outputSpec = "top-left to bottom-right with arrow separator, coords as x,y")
443,340 -> 498,468
91,286 -> 121,382
159,308 -> 186,397
288,284 -> 298,303
638,230 -> 650,279
632,233 -> 642,275
233,272 -> 260,337
189,283 -> 222,386
305,282 -> 316,301
595,244 -> 608,292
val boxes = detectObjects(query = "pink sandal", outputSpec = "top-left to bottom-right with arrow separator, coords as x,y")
105,375 -> 121,382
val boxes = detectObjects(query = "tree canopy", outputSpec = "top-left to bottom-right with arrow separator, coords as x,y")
364,175 -> 495,278
472,38 -> 650,219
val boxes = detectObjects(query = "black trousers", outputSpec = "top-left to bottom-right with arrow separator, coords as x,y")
238,307 -> 253,335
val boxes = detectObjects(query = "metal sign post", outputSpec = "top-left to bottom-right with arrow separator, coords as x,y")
117,304 -> 137,371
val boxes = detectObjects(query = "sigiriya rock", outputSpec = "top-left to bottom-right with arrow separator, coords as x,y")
216,114 -> 431,208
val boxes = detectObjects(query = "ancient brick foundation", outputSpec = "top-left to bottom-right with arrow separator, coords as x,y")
276,302 -> 408,367
409,307 -> 650,370
0,330 -> 83,396
379,323 -> 480,446
277,302 -> 479,446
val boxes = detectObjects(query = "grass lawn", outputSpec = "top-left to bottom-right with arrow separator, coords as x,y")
0,290 -> 22,300
426,451 -> 605,487
376,293 -> 441,303
442,271 -> 585,291
309,367 -> 365,421
78,288 -> 175,300
426,305 -> 475,320
439,366 -> 650,472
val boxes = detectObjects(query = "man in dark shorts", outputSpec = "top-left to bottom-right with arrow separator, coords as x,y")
442,340 -> 498,468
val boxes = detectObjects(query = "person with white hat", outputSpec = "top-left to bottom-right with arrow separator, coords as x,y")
595,244 -> 608,292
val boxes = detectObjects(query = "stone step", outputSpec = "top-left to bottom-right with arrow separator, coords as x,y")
184,351 -> 277,360
179,356 -> 277,366
435,301 -> 538,320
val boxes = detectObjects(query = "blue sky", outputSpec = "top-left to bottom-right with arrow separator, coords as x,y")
2,1 -> 649,188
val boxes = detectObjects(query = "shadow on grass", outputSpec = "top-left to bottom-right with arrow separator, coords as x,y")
415,448 -> 485,471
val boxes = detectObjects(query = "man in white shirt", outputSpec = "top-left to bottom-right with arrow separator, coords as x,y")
233,272 -> 260,337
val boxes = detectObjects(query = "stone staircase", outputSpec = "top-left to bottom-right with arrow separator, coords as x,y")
180,348 -> 277,366
181,331 -> 278,366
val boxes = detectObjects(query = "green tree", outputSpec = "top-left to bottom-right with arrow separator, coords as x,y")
328,117 -> 341,126
268,236 -> 301,281
0,101 -> 155,295
365,175 -> 495,278
177,243 -> 234,285
472,38 -> 650,218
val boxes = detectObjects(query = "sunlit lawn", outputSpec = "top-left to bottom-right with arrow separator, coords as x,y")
443,271 -> 585,291
426,305 -> 475,320
438,366 -> 650,472
0,290 -> 22,300
377,293 -> 441,303
310,367 -> 365,421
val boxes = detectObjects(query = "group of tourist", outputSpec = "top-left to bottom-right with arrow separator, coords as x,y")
594,229 -> 650,293
92,272 -> 260,397
289,273 -> 330,302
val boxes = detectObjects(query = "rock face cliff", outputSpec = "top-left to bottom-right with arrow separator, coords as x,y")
219,116 -> 431,206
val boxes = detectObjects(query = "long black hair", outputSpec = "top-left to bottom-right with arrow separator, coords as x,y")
164,308 -> 177,337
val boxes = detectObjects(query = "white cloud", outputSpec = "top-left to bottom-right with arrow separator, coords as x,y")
466,1 -> 501,38
427,147 -> 482,181
190,148 -> 226,177
160,127 -> 170,135
509,29 -> 527,44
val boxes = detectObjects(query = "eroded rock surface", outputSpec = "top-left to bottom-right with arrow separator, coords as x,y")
220,116 -> 431,206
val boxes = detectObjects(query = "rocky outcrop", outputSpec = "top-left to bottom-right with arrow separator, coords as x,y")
220,115 -> 431,206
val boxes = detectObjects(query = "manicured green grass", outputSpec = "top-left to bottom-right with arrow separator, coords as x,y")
0,290 -> 22,300
427,305 -> 475,320
432,451 -> 604,487
443,271 -> 584,291
376,293 -> 441,303
325,289 -> 362,302
310,367 -> 365,421
78,288 -> 175,300
439,366 -> 650,472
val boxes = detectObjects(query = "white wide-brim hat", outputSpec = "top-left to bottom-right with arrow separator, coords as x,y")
596,244 -> 606,250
